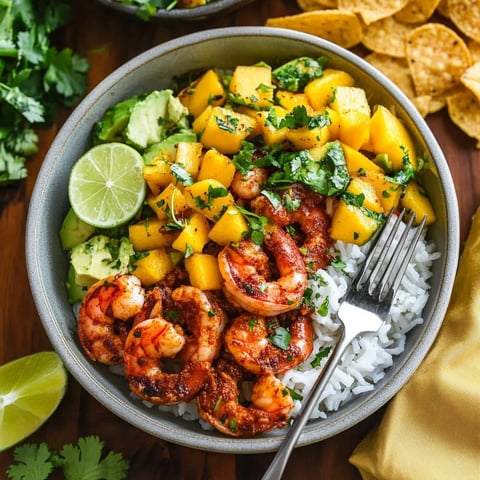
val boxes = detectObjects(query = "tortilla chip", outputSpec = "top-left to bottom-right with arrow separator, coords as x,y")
297,0 -> 338,9
411,96 -> 432,117
448,0 -> 480,43
394,0 -> 441,23
461,61 -> 480,101
446,88 -> 480,147
265,10 -> 363,48
365,53 -> 416,100
362,17 -> 414,57
337,0 -> 409,24
405,23 -> 472,96
468,40 -> 480,63
436,0 -> 449,16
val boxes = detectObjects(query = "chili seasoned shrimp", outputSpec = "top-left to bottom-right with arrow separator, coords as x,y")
251,184 -> 332,270
196,359 -> 293,437
171,285 -> 228,362
78,274 -> 145,365
218,223 -> 308,316
230,167 -> 269,200
225,312 -> 313,375
124,286 -> 228,404
124,316 -> 210,404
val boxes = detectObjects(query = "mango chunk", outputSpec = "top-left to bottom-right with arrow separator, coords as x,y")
229,65 -> 274,109
275,90 -> 314,112
192,105 -> 256,154
347,177 -> 384,213
198,149 -> 236,188
184,253 -> 223,290
255,106 -> 289,146
362,171 -> 403,213
171,212 -> 211,254
330,86 -> 371,150
369,105 -> 417,171
401,181 -> 436,225
330,200 -> 381,245
184,178 -> 234,221
147,184 -> 188,221
208,206 -> 249,245
142,158 -> 175,195
305,68 -> 355,110
132,248 -> 174,286
286,123 -> 330,150
174,141 -> 203,180
177,69 -> 226,117
341,142 -> 383,177
128,218 -> 178,251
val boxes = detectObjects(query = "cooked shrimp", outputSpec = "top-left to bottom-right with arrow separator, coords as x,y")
78,274 -> 145,365
123,317 -> 211,404
171,285 -> 228,362
196,359 -> 293,437
124,286 -> 227,404
230,167 -> 269,200
225,312 -> 313,375
218,223 -> 308,316
251,184 -> 332,270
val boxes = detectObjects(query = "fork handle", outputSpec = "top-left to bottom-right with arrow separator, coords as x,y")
261,327 -> 358,480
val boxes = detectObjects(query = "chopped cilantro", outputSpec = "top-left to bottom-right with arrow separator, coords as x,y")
272,56 -> 329,92
310,346 -> 332,368
268,326 -> 291,350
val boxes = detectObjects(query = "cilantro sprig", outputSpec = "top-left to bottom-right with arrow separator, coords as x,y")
0,0 -> 89,186
6,436 -> 130,480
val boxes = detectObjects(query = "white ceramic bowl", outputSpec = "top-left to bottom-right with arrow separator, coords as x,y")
26,27 -> 459,453
95,0 -> 254,21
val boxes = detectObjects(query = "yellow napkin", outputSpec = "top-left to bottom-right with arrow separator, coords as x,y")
350,208 -> 480,480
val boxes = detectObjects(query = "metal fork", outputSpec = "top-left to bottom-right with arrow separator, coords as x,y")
261,209 -> 427,480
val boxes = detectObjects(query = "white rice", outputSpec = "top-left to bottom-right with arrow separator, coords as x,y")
109,225 -> 439,427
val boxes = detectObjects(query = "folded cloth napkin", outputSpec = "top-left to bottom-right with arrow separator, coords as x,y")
349,207 -> 480,480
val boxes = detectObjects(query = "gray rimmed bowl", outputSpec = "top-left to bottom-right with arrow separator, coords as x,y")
95,0 -> 254,21
26,27 -> 459,453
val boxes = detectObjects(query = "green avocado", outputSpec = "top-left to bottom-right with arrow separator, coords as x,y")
59,208 -> 96,250
70,235 -> 134,287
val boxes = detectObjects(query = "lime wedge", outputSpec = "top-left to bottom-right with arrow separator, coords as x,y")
68,142 -> 146,229
0,351 -> 68,452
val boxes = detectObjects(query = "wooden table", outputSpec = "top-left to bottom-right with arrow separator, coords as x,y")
1,1 -> 479,478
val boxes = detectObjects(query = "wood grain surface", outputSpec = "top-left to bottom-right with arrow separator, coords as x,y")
1,1 -> 479,478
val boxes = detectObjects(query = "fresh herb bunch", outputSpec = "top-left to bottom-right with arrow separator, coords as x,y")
0,0 -> 89,186
6,436 -> 130,480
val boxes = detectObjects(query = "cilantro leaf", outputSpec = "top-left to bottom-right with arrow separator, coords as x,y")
269,326 -> 292,350
61,436 -> 129,480
6,442 -> 56,480
272,56 -> 329,92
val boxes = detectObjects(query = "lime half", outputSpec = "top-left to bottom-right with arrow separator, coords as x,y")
68,142 -> 146,229
0,351 -> 68,451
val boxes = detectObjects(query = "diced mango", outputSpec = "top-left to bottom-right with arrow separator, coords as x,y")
324,106 -> 341,140
198,149 -> 236,188
346,177 -> 383,213
184,253 -> 223,290
275,90 -> 314,113
229,65 -> 274,109
142,158 -> 175,195
286,123 -> 330,150
341,143 -> 383,177
208,206 -> 249,245
131,248 -> 174,286
174,141 -> 203,179
362,171 -> 403,213
128,217 -> 178,251
330,86 -> 371,150
400,181 -> 436,225
192,106 -> 256,154
177,69 -> 226,117
255,106 -> 289,146
330,200 -> 381,245
171,212 -> 211,253
184,178 -> 234,221
147,184 -> 188,221
369,105 -> 417,171
305,68 -> 355,110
